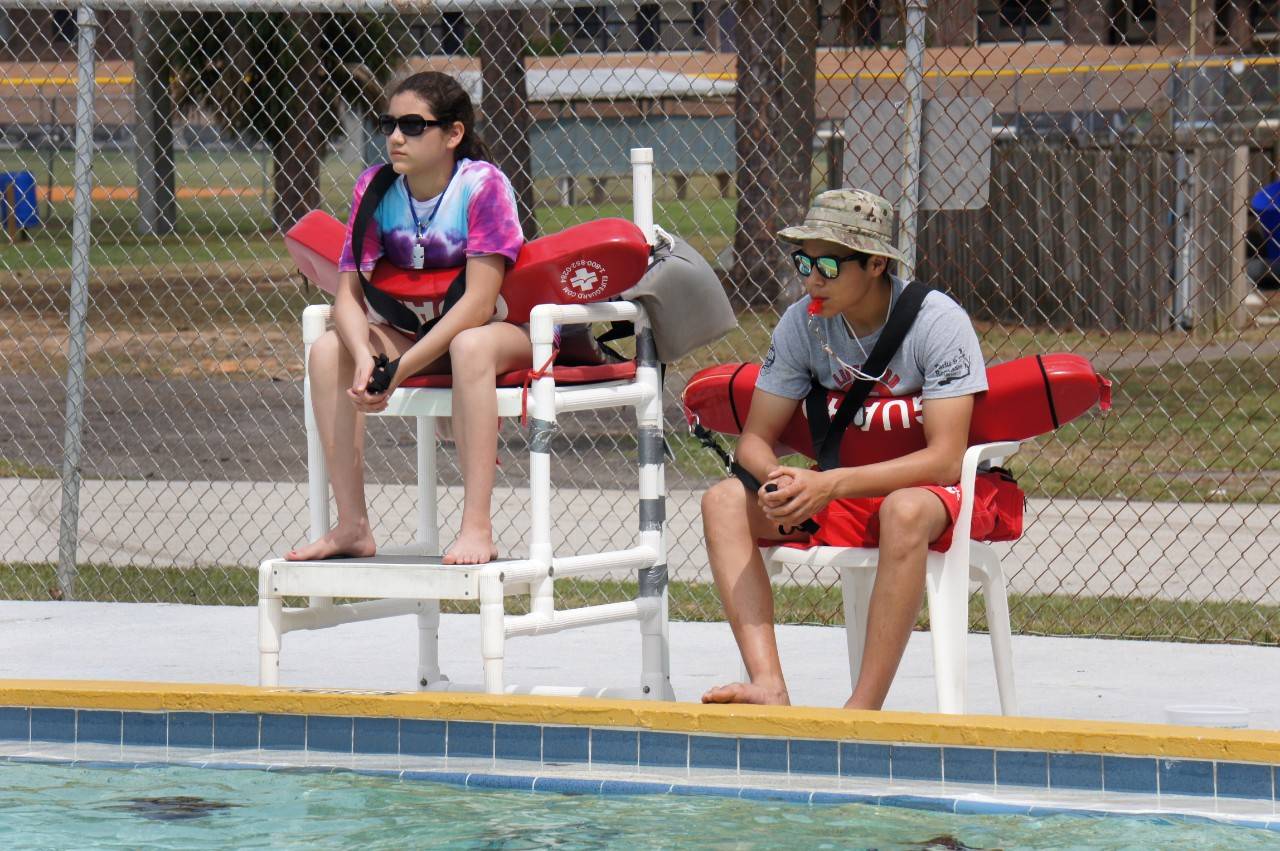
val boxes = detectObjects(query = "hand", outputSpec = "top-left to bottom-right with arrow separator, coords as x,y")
761,466 -> 833,531
347,354 -> 393,414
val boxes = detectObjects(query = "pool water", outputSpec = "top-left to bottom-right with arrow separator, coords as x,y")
0,762 -> 1273,850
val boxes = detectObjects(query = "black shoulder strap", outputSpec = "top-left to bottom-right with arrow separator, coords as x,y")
350,165 -> 422,337
812,281 -> 931,471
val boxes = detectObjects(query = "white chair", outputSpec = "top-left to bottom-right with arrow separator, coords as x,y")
257,148 -> 675,701
760,441 -> 1021,715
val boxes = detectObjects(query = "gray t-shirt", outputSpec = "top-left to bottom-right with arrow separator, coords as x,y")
757,275 -> 987,401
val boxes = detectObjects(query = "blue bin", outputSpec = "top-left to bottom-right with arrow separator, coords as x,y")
0,171 -> 40,231
1251,179 -> 1280,265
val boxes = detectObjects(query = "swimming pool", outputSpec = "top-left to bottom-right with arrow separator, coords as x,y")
3,760 -> 1276,850
1,680 -> 1277,847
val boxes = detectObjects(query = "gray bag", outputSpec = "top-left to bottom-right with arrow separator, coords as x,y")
622,230 -> 737,363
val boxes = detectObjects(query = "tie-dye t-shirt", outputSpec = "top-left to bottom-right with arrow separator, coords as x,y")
337,158 -> 523,275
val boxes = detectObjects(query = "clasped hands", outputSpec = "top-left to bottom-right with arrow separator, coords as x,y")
349,352 -> 400,414
758,466 -> 833,532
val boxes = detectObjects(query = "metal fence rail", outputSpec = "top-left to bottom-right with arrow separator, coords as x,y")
0,0 -> 1277,643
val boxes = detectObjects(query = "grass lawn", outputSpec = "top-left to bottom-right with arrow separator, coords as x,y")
2,563 -> 1275,644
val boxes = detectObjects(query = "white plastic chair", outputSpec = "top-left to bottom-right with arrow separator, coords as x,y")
760,441 -> 1021,715
257,149 -> 674,701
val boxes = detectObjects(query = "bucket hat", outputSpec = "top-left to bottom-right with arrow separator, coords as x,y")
777,189 -> 903,263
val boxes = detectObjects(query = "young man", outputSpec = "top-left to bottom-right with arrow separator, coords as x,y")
700,189 -> 988,710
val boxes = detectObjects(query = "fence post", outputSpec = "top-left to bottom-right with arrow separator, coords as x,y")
55,3 -> 98,600
1229,145 -> 1251,330
897,0 -> 927,281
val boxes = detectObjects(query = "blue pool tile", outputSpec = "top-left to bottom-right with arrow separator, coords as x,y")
0,708 -> 29,741
840,742 -> 890,778
1216,762 -> 1272,800
401,720 -> 445,757
402,769 -> 469,787
261,714 -> 306,751
123,712 -> 166,747
591,729 -> 637,766
672,784 -> 742,799
879,794 -> 956,814
213,714 -> 259,750
739,737 -> 787,773
943,748 -> 994,785
446,721 -> 494,759
31,708 -> 75,743
1049,753 -> 1103,791
789,739 -> 837,776
1159,758 -> 1214,797
353,718 -> 398,756
638,731 -> 687,768
892,745 -> 943,781
308,716 -> 353,754
1103,756 -> 1157,794
76,710 -> 122,745
812,791 -> 876,805
740,788 -> 813,804
494,724 -> 540,762
532,776 -> 604,795
541,726 -> 589,764
168,713 -> 212,749
997,750 -> 1048,788
601,780 -> 673,795
689,735 -> 737,770
467,773 -> 535,791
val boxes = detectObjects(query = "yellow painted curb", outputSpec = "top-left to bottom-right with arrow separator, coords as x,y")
2,679 -> 1279,765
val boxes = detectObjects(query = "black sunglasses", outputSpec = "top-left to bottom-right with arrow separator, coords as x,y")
791,249 -> 864,280
377,113 -> 449,137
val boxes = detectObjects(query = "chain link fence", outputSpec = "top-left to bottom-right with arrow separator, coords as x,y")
0,0 -> 1277,643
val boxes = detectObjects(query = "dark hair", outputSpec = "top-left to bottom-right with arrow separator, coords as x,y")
841,248 -> 894,277
388,71 -> 490,162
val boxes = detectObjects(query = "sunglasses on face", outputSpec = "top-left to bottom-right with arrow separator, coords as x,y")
377,113 -> 449,137
791,249 -> 863,280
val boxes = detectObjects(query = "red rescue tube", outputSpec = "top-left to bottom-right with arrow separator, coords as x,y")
285,210 -> 651,325
681,354 -> 1112,466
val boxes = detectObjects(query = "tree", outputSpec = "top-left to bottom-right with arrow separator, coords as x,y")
476,7 -> 538,239
731,1 -> 818,304
169,11 -> 396,231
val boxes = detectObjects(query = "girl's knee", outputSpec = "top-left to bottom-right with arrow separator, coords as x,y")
448,327 -> 494,376
308,330 -> 344,375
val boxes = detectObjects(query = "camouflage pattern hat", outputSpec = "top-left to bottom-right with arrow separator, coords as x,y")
777,189 -> 903,263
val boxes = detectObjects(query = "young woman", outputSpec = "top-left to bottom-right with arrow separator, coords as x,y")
286,71 -> 525,566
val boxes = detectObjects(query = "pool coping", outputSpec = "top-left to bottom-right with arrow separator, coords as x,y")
2,678 -> 1279,764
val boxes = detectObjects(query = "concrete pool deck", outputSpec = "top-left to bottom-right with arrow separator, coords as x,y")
1,600 -> 1276,731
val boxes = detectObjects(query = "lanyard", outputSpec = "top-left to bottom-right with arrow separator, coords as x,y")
404,162 -> 458,244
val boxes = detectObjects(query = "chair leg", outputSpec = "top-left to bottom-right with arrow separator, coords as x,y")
840,565 -> 875,692
976,550 -> 1018,715
640,588 -> 675,700
416,600 -> 447,689
924,552 -> 970,714
257,563 -> 283,687
479,572 -> 506,694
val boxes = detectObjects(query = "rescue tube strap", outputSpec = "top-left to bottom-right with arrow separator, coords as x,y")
367,353 -> 399,395
1035,354 -> 1061,429
809,281 -> 930,471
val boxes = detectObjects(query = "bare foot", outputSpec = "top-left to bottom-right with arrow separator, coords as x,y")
443,527 -> 498,565
701,681 -> 790,705
285,526 -> 376,562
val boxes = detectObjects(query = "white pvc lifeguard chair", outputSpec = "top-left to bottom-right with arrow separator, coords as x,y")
257,149 -> 674,700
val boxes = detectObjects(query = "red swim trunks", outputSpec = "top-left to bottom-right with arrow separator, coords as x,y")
778,471 -> 1023,553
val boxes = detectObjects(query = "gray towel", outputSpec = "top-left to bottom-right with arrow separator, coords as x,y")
622,234 -> 738,363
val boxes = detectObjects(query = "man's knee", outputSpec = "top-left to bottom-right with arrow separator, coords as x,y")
701,478 -> 749,529
878,489 -> 945,550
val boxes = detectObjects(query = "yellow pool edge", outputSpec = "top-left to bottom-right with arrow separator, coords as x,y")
3,679 -> 1278,765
